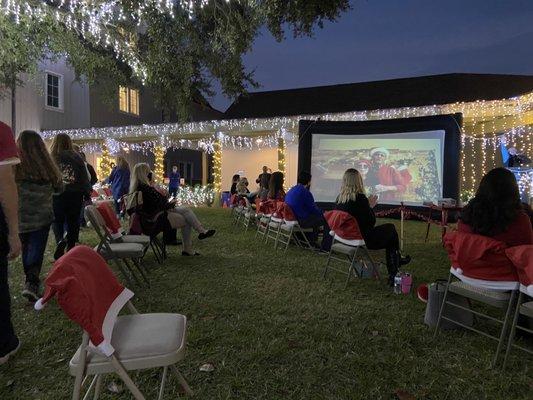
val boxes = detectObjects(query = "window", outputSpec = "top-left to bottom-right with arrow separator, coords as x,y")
45,72 -> 63,110
118,86 -> 140,116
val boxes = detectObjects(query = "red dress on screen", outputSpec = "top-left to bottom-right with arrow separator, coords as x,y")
457,210 -> 533,247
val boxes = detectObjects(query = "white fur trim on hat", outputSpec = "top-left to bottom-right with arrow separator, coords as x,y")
370,147 -> 389,157
34,298 -> 46,311
95,341 -> 115,357
527,285 -> 533,296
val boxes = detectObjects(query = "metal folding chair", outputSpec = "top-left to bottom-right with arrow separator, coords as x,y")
255,214 -> 271,239
434,267 -> 519,368
502,286 -> 533,369
323,231 -> 380,288
85,206 -> 149,287
265,216 -> 283,248
277,220 -> 314,252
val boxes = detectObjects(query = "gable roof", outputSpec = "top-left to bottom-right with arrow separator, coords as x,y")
224,73 -> 533,119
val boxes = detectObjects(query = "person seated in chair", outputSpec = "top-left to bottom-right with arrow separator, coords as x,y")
459,167 -> 533,246
285,171 -> 331,251
335,168 -> 411,285
262,171 -> 286,201
130,163 -> 215,256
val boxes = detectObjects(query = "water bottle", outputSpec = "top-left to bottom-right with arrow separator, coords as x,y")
393,272 -> 402,294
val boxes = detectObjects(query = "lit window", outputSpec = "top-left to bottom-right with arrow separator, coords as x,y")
118,86 -> 140,116
45,72 -> 63,110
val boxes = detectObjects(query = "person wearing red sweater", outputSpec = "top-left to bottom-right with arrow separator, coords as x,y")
458,168 -> 533,247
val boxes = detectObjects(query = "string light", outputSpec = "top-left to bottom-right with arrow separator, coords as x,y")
213,139 -> 222,193
153,146 -> 165,183
173,185 -> 215,207
98,142 -> 113,179
277,136 -> 286,187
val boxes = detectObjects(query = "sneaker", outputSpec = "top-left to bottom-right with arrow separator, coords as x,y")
22,282 -> 40,303
198,229 -> 216,240
54,239 -> 67,260
417,284 -> 429,303
0,336 -> 20,365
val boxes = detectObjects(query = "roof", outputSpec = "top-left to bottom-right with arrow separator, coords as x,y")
224,73 -> 533,119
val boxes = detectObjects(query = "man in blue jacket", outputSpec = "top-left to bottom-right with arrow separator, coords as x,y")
285,171 -> 331,251
168,165 -> 180,197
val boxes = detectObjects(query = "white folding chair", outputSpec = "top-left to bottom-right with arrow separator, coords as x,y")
277,220 -> 315,252
503,284 -> 533,369
265,216 -> 283,248
434,267 -> 519,368
323,231 -> 380,288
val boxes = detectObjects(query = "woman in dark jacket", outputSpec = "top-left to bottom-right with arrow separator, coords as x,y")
108,155 -> 131,214
16,131 -> 63,300
335,168 -> 410,285
50,133 -> 91,259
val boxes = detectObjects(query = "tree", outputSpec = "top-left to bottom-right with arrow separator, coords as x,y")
0,1 -> 350,119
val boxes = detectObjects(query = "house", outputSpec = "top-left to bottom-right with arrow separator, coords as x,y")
0,57 -> 222,183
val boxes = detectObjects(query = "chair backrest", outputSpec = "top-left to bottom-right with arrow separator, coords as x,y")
123,191 -> 143,214
505,245 -> 533,295
324,210 -> 364,241
444,230 -> 518,282
96,202 -> 124,239
35,245 -> 134,356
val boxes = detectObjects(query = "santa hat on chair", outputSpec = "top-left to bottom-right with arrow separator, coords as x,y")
505,245 -> 533,296
35,245 -> 134,356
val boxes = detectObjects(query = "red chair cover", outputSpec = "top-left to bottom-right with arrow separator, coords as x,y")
103,188 -> 112,197
35,246 -> 133,356
505,245 -> 533,295
324,210 -> 364,240
128,213 -> 143,235
96,202 -> 123,239
443,230 -> 518,282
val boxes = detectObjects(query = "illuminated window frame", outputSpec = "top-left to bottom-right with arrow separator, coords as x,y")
118,86 -> 140,116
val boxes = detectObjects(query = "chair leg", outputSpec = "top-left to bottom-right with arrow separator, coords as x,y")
171,365 -> 194,396
434,273 -> 453,338
344,249 -> 359,289
323,248 -> 333,279
492,289 -> 518,368
502,291 -> 523,370
72,334 -> 89,400
111,258 -> 136,288
131,258 -> 150,286
109,355 -> 146,400
92,375 -> 102,400
82,376 -> 98,400
157,366 -> 168,400
120,258 -> 142,286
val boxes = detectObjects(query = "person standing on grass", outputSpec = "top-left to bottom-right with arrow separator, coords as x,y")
0,121 -> 22,365
50,133 -> 91,260
168,165 -> 181,198
108,155 -> 130,215
285,171 -> 332,251
15,131 -> 63,302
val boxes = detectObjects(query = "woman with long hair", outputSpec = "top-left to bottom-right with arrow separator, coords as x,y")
50,133 -> 91,259
335,168 -> 410,285
130,163 -> 214,256
108,155 -> 130,214
236,177 -> 250,195
263,171 -> 285,201
230,174 -> 240,195
15,131 -> 63,300
459,168 -> 532,245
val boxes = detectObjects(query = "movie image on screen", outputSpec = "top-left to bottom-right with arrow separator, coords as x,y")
310,130 -> 445,205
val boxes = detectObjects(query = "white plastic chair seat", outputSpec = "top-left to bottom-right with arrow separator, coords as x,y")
449,281 -> 512,307
270,216 -> 283,223
331,243 -> 359,257
95,243 -> 145,259
120,235 -> 150,247
70,313 -> 186,375
280,223 -> 313,232
269,221 -> 281,228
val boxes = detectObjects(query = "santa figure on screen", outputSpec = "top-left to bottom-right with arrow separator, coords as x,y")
365,147 -> 412,202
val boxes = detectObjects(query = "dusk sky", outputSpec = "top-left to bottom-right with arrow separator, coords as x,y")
210,0 -> 533,111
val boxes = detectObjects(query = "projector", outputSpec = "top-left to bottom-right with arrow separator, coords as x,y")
437,198 -> 456,207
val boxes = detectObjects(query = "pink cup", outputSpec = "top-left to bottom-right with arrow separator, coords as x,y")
401,273 -> 412,294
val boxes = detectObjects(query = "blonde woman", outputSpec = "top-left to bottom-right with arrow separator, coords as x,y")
235,177 -> 250,195
50,133 -> 91,259
130,163 -> 214,256
335,168 -> 410,285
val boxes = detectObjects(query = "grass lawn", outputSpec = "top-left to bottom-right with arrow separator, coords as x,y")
0,208 -> 531,399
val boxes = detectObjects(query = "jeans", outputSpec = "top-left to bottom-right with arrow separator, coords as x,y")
0,254 -> 16,351
298,213 -> 332,251
53,191 -> 84,249
19,224 -> 50,285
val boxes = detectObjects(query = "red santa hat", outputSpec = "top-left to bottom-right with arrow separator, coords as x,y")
505,245 -> 533,296
96,201 -> 125,239
370,147 -> 389,158
35,245 -> 133,356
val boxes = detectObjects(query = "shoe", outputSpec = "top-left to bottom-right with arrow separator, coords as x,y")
198,229 -> 216,240
417,284 -> 429,303
182,251 -> 200,256
400,254 -> 412,266
54,240 -> 67,260
22,282 -> 40,303
0,336 -> 20,365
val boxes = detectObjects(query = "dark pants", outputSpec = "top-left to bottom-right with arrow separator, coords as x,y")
19,224 -> 50,285
53,191 -> 84,249
364,223 -> 400,276
298,213 -> 333,251
169,187 -> 178,197
0,255 -> 16,351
